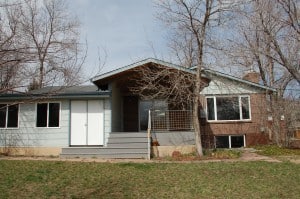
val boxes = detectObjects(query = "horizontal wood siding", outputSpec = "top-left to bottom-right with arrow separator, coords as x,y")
0,100 -> 70,147
0,98 -> 111,148
104,98 -> 111,146
201,77 -> 264,95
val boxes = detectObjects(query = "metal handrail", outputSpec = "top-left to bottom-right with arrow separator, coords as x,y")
147,110 -> 151,160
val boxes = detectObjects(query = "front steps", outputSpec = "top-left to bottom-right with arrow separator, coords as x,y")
60,132 -> 149,159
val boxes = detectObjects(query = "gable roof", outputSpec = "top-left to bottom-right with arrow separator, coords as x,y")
91,57 -> 276,92
91,58 -> 196,83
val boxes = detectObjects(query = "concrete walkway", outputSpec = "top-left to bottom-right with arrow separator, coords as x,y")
239,148 -> 281,162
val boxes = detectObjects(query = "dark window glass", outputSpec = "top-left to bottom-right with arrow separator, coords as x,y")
49,103 -> 60,127
0,104 -> 7,128
139,101 -> 152,131
140,100 -> 167,131
37,103 -> 48,127
231,136 -> 244,148
207,98 -> 215,120
241,97 -> 250,119
7,105 -> 19,127
216,97 -> 239,120
215,136 -> 229,148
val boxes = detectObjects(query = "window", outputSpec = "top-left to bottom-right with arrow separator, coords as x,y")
215,135 -> 245,148
36,102 -> 60,127
0,104 -> 19,128
139,100 -> 167,131
206,96 -> 251,121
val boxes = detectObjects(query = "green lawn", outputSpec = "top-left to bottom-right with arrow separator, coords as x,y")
254,145 -> 300,156
0,160 -> 299,199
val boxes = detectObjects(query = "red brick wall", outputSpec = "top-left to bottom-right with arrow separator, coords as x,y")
200,93 -> 270,148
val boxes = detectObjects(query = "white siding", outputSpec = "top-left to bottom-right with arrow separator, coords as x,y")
0,98 -> 112,148
104,98 -> 111,146
0,100 -> 70,147
201,76 -> 264,95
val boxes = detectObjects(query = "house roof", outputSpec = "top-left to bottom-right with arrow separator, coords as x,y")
91,58 -> 196,83
0,85 -> 110,101
91,57 -> 276,92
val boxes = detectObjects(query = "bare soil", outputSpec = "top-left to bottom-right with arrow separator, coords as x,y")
1,148 -> 299,163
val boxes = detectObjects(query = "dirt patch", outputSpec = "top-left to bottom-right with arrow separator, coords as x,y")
1,148 -> 299,163
239,148 -> 281,162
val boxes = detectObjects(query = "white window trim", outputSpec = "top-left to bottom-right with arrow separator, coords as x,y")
0,103 -> 20,129
206,95 -> 251,122
35,102 -> 61,128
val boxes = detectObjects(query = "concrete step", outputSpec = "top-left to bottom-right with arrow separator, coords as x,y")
107,142 -> 148,148
109,132 -> 148,138
108,137 -> 148,143
60,132 -> 149,159
61,147 -> 148,154
60,153 -> 148,159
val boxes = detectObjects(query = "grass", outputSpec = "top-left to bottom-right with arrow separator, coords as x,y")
204,149 -> 242,159
0,160 -> 299,198
254,145 -> 300,156
155,149 -> 242,161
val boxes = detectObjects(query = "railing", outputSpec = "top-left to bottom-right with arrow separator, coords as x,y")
147,110 -> 151,160
151,110 -> 194,131
146,110 -> 194,160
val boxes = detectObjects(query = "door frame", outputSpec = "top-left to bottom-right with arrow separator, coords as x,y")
70,100 -> 104,146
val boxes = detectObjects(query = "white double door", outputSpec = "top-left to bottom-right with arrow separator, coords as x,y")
70,100 -> 104,146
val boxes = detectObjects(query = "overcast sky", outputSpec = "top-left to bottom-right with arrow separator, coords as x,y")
68,0 -> 169,75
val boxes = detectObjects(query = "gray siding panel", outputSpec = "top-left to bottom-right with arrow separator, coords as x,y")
201,76 -> 265,95
104,98 -> 111,146
0,98 -> 113,148
0,100 -> 70,147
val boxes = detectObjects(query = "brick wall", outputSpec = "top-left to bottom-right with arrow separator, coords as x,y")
200,93 -> 270,148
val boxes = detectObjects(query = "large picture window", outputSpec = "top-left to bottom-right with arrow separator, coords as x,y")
206,96 -> 250,121
0,104 -> 19,128
36,102 -> 60,127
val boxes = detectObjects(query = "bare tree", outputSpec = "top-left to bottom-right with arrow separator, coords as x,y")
134,0 -> 239,156
229,0 -> 299,87
0,1 -> 26,93
226,0 -> 300,145
0,0 -> 86,152
0,0 -> 86,92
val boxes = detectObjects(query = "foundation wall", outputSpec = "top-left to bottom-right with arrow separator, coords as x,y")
0,147 -> 61,156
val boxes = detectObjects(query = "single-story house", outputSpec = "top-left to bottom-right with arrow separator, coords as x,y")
0,58 -> 276,158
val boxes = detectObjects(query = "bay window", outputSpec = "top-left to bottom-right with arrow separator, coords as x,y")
206,96 -> 250,121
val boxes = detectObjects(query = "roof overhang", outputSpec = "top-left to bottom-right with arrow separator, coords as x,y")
0,86 -> 111,101
91,58 -> 196,85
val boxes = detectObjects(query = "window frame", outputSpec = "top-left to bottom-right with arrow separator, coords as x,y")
215,135 -> 246,149
206,95 -> 251,122
35,102 -> 61,128
0,103 -> 19,129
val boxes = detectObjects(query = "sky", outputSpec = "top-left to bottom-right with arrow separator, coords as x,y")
67,0 -> 169,76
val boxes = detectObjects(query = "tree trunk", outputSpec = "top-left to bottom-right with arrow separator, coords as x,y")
193,64 -> 203,156
193,97 -> 203,156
